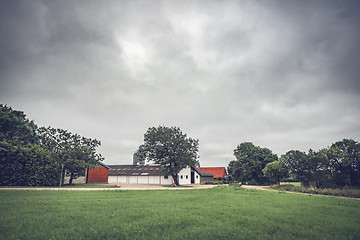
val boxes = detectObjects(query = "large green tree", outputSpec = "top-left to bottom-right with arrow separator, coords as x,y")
0,104 -> 104,186
0,141 -> 59,186
280,150 -> 308,181
37,127 -> 104,184
231,142 -> 278,184
136,126 -> 199,186
0,105 -> 59,186
326,139 -> 360,187
281,149 -> 329,187
262,160 -> 288,185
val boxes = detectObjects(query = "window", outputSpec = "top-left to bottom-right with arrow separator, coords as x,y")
180,175 -> 183,179
164,175 -> 168,179
186,175 -> 188,179
196,175 -> 198,179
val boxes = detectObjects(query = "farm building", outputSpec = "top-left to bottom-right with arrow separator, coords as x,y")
197,167 -> 227,180
87,162 -> 109,183
63,162 -> 109,184
196,168 -> 215,183
108,165 -> 204,185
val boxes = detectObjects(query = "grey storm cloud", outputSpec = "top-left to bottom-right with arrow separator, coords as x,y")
1,0 -> 360,166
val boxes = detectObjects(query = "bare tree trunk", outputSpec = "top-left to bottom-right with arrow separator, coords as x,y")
69,172 -> 74,185
172,174 -> 179,186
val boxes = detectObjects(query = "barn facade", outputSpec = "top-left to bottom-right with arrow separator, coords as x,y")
87,162 -> 109,183
108,165 -> 202,185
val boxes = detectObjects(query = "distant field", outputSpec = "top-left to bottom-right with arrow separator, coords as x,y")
0,186 -> 359,240
280,182 -> 301,186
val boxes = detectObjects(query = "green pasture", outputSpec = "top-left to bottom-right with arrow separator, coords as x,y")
0,184 -> 119,189
280,182 -> 301,186
0,186 -> 359,240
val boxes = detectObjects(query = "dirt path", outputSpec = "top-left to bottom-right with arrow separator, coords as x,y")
241,185 -> 271,191
0,184 -> 269,191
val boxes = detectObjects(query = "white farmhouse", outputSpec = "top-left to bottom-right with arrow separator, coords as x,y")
107,165 -> 202,185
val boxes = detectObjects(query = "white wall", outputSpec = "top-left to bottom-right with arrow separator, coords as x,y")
161,176 -> 174,185
177,166 -> 200,185
178,166 -> 191,185
107,166 -> 200,185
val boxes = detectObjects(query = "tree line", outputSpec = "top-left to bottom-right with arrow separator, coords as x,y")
2,104 -> 358,189
0,104 -> 104,186
228,140 -> 360,188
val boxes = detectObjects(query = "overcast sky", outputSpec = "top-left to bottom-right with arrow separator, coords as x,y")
1,0 -> 360,166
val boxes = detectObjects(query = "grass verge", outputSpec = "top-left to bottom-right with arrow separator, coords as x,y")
0,186 -> 359,239
0,184 -> 120,188
272,184 -> 360,198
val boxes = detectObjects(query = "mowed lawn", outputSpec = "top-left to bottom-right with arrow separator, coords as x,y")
0,187 -> 359,240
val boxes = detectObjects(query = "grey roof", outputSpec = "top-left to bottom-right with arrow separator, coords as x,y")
108,165 -> 208,177
195,168 -> 215,177
97,161 -> 109,169
108,165 -> 167,176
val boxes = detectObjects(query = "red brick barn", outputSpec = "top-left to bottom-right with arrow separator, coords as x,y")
86,162 -> 109,184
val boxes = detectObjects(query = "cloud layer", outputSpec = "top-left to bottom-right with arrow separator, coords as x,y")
1,0 -> 360,166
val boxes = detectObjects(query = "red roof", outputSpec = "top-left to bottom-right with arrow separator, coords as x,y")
197,167 -> 227,179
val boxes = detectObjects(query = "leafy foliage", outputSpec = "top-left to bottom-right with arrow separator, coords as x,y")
230,142 -> 278,184
0,141 -> 59,186
281,140 -> 360,188
136,126 -> 199,185
0,104 -> 38,143
325,139 -> 360,187
0,104 -> 104,186
281,149 -> 328,183
262,160 -> 288,184
37,127 -> 104,184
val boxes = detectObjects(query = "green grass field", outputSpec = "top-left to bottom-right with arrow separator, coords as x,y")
0,186 -> 359,240
280,182 -> 301,186
0,184 -> 119,189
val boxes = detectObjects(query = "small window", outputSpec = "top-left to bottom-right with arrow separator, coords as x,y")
180,175 -> 183,179
164,175 -> 168,179
196,175 -> 198,179
186,175 -> 188,179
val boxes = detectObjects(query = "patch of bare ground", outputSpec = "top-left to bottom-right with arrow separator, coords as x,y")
241,185 -> 272,191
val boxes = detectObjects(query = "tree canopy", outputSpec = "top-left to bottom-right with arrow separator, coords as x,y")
325,139 -> 360,187
37,127 -> 104,184
280,150 -> 311,182
0,141 -> 59,186
136,126 -> 199,186
230,142 -> 278,184
0,104 -> 104,186
280,139 -> 360,188
0,104 -> 37,144
262,160 -> 288,185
